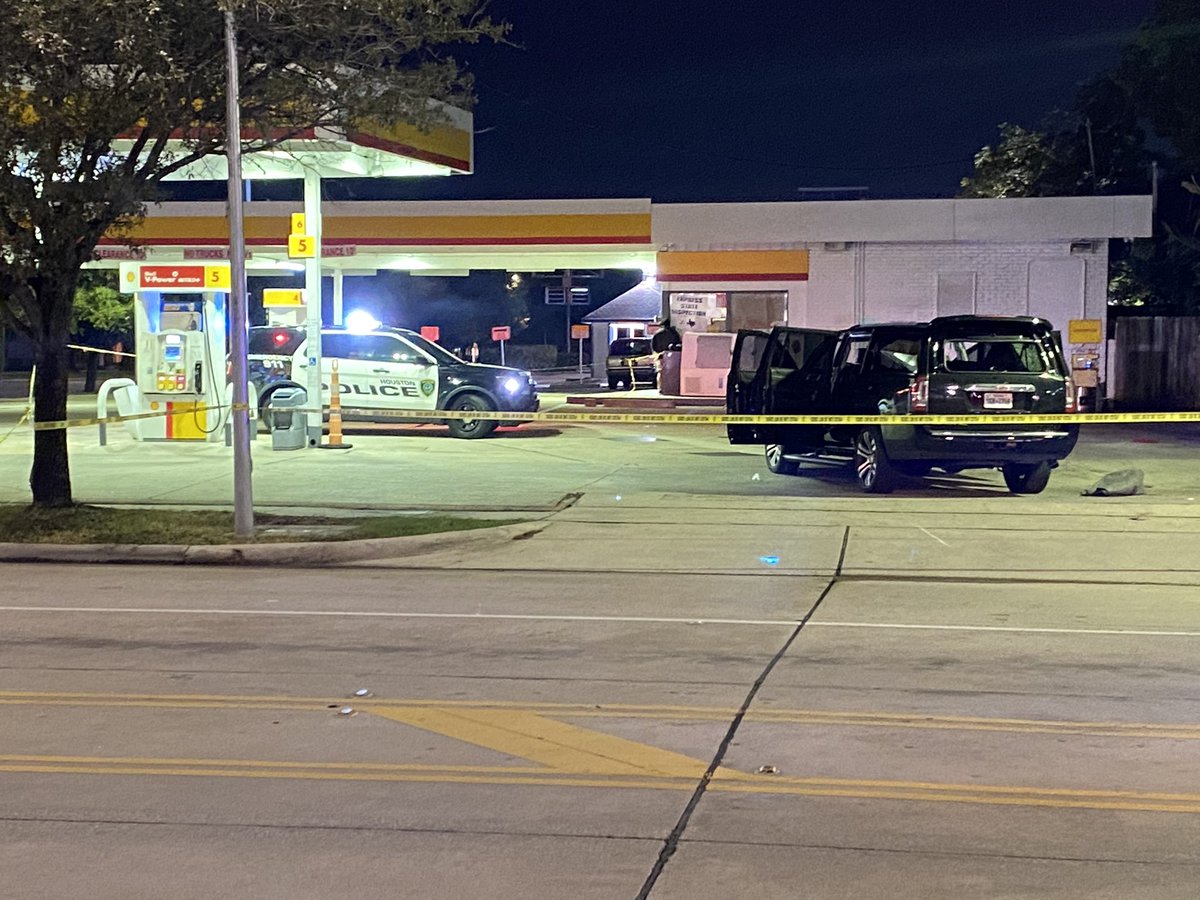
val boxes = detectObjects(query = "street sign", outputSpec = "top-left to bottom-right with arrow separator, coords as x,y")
263,288 -> 305,308
491,326 -> 511,341
1068,319 -> 1102,344
570,324 -> 590,340
420,326 -> 440,341
288,234 -> 316,258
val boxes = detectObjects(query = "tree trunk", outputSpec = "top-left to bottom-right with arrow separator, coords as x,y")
30,340 -> 73,507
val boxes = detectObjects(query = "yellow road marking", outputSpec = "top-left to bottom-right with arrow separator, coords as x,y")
1,756 -> 1197,814
4,689 -> 1199,813
0,754 -> 538,774
1,691 -> 1197,740
370,706 -> 707,778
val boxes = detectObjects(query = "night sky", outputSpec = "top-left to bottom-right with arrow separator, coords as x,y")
344,0 -> 1157,203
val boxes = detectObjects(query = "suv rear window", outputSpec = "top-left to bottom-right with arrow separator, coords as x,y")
610,339 -> 652,356
938,338 -> 1049,374
249,328 -> 304,356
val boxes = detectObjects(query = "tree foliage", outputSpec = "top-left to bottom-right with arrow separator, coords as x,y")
1119,0 -> 1200,172
0,0 -> 502,505
72,272 -> 129,335
959,76 -> 1148,199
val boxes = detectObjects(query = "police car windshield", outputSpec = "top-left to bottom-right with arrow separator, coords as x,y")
403,332 -> 462,365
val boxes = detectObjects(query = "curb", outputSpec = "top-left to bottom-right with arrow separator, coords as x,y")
0,521 -> 546,567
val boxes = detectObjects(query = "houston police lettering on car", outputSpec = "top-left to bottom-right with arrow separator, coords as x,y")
248,325 -> 539,439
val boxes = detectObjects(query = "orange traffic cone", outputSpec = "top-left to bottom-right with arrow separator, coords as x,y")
321,358 -> 352,449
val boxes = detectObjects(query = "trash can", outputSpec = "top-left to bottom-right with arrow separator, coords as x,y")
657,350 -> 681,396
268,387 -> 308,451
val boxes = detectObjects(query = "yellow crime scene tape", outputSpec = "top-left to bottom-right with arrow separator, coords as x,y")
29,404 -> 247,432
23,404 -> 1200,433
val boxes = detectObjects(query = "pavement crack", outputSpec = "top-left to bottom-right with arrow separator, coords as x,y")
634,526 -> 850,898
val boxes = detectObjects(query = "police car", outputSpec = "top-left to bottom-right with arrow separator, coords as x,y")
248,325 -> 539,438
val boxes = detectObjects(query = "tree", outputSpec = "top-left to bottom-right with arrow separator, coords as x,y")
1,0 -> 501,506
958,124 -> 1059,198
960,77 -> 1148,199
1114,1 -> 1200,313
1119,0 -> 1200,172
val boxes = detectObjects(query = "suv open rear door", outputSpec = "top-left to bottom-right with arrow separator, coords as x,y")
727,327 -> 838,445
726,330 -> 770,443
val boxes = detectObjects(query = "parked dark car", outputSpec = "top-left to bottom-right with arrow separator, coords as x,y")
605,337 -> 656,390
727,316 -> 1079,494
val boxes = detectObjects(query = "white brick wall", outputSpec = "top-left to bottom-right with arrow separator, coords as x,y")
806,240 -> 1108,330
804,239 -> 1111,385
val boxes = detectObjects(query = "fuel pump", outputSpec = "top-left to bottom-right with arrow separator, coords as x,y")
119,262 -> 229,441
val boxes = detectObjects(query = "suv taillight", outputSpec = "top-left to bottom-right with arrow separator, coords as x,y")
910,375 -> 929,413
1065,375 -> 1077,413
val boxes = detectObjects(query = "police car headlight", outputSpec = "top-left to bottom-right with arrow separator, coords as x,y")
502,376 -> 522,394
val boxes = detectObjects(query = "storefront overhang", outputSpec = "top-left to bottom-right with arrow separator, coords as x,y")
86,195 -> 1152,277
89,199 -> 657,275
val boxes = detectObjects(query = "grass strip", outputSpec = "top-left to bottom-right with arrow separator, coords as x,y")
0,505 -> 523,545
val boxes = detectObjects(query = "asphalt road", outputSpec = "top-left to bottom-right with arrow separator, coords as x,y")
2,387 -> 1199,897
2,499 -> 1199,898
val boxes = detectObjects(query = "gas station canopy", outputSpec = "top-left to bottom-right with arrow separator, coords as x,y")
110,104 -> 474,182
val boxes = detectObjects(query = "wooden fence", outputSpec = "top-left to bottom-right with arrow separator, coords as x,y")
1113,317 -> 1200,410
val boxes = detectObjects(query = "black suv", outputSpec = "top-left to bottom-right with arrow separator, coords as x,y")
727,316 -> 1079,493
248,326 -> 539,439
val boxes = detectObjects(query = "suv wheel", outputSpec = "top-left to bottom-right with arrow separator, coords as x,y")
855,427 -> 896,494
764,443 -> 799,476
446,394 -> 498,439
1002,461 -> 1052,494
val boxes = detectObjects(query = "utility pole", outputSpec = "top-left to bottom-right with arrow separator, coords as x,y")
223,6 -> 254,537
1084,118 -> 1098,194
561,269 -> 572,354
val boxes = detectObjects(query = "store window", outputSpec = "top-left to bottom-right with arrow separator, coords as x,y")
727,292 -> 787,332
667,291 -> 787,333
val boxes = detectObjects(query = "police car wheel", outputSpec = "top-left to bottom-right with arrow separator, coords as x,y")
446,394 -> 497,439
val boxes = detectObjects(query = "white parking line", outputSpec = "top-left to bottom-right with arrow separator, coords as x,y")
0,606 -> 1197,637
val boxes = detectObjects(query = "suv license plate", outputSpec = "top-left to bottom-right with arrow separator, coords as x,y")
983,392 -> 1013,409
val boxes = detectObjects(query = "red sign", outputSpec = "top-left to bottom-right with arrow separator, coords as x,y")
139,266 -> 207,289
420,326 -> 440,341
491,326 -> 511,341
571,324 -> 590,341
